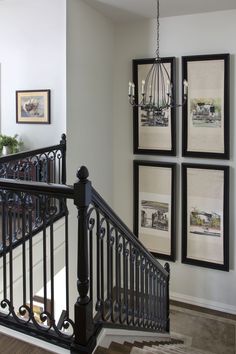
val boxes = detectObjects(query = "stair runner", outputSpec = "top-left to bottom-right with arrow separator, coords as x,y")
95,338 -> 215,354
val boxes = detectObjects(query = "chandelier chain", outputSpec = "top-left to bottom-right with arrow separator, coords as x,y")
156,0 -> 160,59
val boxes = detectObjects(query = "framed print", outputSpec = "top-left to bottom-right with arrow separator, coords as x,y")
182,54 -> 230,159
16,89 -> 50,124
133,57 -> 176,155
134,160 -> 176,261
182,163 -> 229,271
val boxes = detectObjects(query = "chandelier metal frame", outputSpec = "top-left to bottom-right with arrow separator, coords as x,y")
129,0 -> 188,120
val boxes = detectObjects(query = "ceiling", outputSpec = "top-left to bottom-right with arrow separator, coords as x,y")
83,0 -> 236,22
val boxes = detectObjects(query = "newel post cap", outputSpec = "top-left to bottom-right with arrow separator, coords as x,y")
77,166 -> 89,181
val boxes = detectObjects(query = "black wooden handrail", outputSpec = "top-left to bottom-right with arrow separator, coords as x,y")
0,178 -> 74,198
92,187 -> 168,278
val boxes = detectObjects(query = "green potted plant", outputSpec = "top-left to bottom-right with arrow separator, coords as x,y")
0,134 -> 23,155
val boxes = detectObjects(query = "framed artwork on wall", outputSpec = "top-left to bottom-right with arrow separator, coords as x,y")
133,160 -> 176,261
16,89 -> 51,124
133,57 -> 176,156
182,54 -> 230,159
182,163 -> 229,271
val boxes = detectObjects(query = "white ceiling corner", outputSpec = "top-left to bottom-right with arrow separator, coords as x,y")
83,0 -> 236,23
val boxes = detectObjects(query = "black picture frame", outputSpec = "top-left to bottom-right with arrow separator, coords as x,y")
133,57 -> 176,156
134,160 -> 176,261
182,163 -> 229,271
16,89 -> 51,124
182,54 -> 230,159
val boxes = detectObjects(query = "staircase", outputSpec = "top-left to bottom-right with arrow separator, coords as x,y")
0,135 -> 173,353
95,339 -> 215,354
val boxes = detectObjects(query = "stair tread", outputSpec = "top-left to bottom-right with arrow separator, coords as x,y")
95,346 -> 125,354
98,341 -> 214,354
109,342 -> 131,353
151,344 -> 214,354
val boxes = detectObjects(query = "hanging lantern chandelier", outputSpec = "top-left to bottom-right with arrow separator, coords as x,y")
128,0 -> 188,120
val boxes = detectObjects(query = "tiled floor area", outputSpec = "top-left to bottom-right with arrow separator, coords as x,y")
170,303 -> 236,354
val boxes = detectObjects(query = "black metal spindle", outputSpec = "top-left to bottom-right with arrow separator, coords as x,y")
42,200 -> 47,312
96,211 -> 101,318
22,200 -> 26,305
123,238 -> 129,324
2,197 -> 7,299
135,253 -> 140,326
164,263 -> 170,332
115,232 -> 121,323
60,134 -> 66,185
100,220 -> 105,321
106,222 -> 111,320
50,222 -> 55,320
140,257 -> 145,327
110,233 -> 114,323
65,206 -> 69,315
129,244 -> 135,325
28,201 -> 33,310
8,201 -> 13,305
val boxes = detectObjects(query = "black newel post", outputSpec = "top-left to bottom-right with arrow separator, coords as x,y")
60,133 -> 67,184
164,262 -> 170,333
72,166 -> 95,353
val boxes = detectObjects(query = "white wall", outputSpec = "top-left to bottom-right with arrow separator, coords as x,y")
0,0 -> 66,149
113,10 -> 236,313
66,0 -> 114,203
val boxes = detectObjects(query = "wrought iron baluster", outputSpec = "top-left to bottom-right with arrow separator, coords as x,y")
100,218 -> 105,321
60,134 -> 67,185
123,238 -> 129,324
22,199 -> 26,305
28,199 -> 33,310
2,196 -> 7,299
129,244 -> 135,326
115,232 -> 121,323
145,260 -> 149,328
96,210 -> 101,319
42,199 -> 47,312
153,269 -> 157,329
65,206 -> 69,315
106,222 -> 111,320
135,253 -> 140,326
140,256 -> 145,328
108,226 -> 115,323
8,199 -> 13,305
164,263 -> 170,332
50,222 -> 55,320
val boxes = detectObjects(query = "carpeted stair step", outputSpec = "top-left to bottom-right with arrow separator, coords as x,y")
150,344 -> 214,354
109,341 -> 132,353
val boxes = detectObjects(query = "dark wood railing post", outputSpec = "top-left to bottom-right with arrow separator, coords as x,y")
60,133 -> 67,184
71,166 -> 96,353
164,262 -> 170,332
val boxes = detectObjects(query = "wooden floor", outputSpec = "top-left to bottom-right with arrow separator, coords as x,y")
0,332 -> 55,354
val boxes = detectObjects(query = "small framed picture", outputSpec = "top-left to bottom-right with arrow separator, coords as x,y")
133,57 -> 176,156
182,163 -> 229,271
16,89 -> 50,124
182,54 -> 230,159
134,160 -> 176,261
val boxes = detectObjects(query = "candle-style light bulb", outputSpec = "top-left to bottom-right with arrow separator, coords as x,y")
141,80 -> 145,95
128,82 -> 132,96
184,80 -> 188,96
166,79 -> 171,95
132,83 -> 135,97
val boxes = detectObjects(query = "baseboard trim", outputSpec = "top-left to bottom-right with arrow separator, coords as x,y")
170,291 -> 236,316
